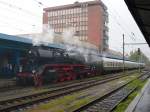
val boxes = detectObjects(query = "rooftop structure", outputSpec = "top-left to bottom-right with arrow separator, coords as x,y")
43,0 -> 109,51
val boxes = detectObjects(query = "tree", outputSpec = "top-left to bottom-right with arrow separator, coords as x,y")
129,49 -> 150,65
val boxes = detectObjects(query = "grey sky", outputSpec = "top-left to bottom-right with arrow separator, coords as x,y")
0,0 -> 150,58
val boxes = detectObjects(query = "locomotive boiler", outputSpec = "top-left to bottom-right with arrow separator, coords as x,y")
16,45 -> 145,86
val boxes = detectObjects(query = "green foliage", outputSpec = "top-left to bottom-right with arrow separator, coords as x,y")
129,50 -> 150,65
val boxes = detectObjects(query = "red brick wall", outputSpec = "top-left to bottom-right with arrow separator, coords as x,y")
88,5 -> 104,49
43,12 -> 48,24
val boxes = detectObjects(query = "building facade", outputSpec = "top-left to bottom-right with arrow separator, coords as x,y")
43,0 -> 108,51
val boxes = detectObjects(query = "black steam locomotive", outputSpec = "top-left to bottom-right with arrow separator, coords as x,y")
16,45 -> 144,86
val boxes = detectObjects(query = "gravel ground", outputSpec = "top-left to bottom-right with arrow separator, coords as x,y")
0,73 -> 125,102
0,75 -> 104,102
82,85 -> 136,112
25,73 -> 139,112
0,78 -> 15,88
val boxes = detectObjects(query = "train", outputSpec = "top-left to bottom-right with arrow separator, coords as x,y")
16,45 -> 145,86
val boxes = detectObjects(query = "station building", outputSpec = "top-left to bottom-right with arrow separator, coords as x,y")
0,33 -> 32,78
43,0 -> 109,51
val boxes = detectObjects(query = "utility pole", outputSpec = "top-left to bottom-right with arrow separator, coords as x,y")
123,34 -> 125,74
138,48 -> 141,72
122,33 -> 146,74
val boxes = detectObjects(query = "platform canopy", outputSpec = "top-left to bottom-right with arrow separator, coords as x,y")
124,0 -> 150,46
0,33 -> 32,51
0,33 -> 65,51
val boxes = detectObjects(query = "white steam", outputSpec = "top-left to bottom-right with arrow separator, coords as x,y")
61,27 -> 98,62
62,27 -> 78,51
32,24 -> 54,46
19,24 -> 99,62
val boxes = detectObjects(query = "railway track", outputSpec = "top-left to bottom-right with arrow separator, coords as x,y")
0,71 -> 139,112
0,70 -> 138,94
0,72 -> 131,98
0,72 -> 122,93
73,72 -> 150,112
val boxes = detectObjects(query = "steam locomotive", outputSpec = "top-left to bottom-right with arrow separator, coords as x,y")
16,45 -> 145,86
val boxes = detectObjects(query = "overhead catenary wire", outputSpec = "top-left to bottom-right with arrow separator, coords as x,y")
109,13 -> 140,50
0,0 -> 42,20
0,14 -> 42,34
104,0 -> 149,58
109,13 -> 132,41
0,6 -> 42,32
107,6 -> 142,52
0,12 -> 42,29
0,0 -> 43,34
0,2 -> 42,26
106,1 -> 146,45
0,19 -> 28,33
109,12 -> 136,41
106,0 -> 137,41
33,0 -> 47,7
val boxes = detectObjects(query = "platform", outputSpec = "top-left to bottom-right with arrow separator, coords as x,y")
125,78 -> 150,112
0,78 -> 15,88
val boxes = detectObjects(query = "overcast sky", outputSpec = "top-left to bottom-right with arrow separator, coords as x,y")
0,0 -> 150,58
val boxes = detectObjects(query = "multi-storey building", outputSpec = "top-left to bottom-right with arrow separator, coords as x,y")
43,0 -> 108,51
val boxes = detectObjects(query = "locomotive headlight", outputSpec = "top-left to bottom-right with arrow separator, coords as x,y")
29,50 -> 32,54
32,70 -> 36,74
19,66 -> 22,72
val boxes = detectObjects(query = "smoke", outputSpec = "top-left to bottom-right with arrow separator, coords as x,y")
62,27 -> 75,44
62,27 -> 77,51
23,24 -> 99,62
32,24 -> 54,46
61,27 -> 99,62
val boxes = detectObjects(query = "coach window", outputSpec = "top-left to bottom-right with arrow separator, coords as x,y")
108,62 -> 110,67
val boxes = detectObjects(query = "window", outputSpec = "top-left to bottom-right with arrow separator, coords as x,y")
54,11 -> 57,16
71,8 -> 73,14
62,10 -> 65,15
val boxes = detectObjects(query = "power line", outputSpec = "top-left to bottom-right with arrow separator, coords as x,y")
109,12 -> 135,41
0,13 -> 41,29
110,12 -> 140,44
107,0 -> 135,40
0,22 -> 40,35
0,21 -> 26,32
33,0 -> 46,7
110,14 -> 146,47
106,0 -> 137,41
0,0 -> 42,19
0,17 -> 40,33
0,0 -> 43,33
108,13 -> 140,53
109,13 -> 130,37
0,4 -> 41,23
